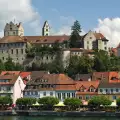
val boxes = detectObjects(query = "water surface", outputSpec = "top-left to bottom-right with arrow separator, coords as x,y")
0,116 -> 119,120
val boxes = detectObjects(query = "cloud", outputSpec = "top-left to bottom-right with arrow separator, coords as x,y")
51,15 -> 86,35
94,18 -> 120,47
0,0 -> 41,36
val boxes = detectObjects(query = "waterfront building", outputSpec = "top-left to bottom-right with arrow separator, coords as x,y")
0,73 -> 26,104
23,73 -> 76,101
98,71 -> 120,101
76,81 -> 99,101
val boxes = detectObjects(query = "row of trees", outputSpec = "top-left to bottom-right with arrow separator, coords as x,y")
16,96 -> 120,111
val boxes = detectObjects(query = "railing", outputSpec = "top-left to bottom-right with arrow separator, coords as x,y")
0,90 -> 13,93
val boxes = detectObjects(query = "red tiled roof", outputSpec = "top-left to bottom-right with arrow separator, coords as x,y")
1,71 -> 20,75
0,75 -> 19,85
23,35 -> 70,44
20,72 -> 31,79
75,81 -> 99,91
55,84 -> 76,90
92,72 -> 109,82
94,33 -> 105,39
27,73 -> 76,91
0,36 -> 26,43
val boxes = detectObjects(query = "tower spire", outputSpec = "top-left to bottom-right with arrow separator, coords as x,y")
42,21 -> 50,36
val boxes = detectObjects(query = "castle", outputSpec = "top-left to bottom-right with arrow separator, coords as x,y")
0,21 -> 109,65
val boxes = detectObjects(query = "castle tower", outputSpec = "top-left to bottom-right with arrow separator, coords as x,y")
4,21 -> 24,36
42,21 -> 50,36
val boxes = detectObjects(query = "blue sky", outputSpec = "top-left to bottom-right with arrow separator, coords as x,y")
31,0 -> 120,33
0,0 -> 120,47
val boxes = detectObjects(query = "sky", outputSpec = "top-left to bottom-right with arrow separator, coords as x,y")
0,0 -> 120,47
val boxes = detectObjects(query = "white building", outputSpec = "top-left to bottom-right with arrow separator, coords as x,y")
0,74 -> 26,104
83,31 -> 109,51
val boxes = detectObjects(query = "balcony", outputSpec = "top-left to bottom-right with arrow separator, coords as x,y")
0,90 -> 13,93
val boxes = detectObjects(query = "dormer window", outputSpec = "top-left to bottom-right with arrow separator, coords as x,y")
79,86 -> 85,92
89,86 -> 95,92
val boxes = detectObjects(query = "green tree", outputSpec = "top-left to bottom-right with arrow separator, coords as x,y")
0,60 -> 5,71
71,20 -> 81,33
0,96 -> 12,109
4,57 -> 15,70
93,50 -> 111,72
48,51 -> 64,73
15,63 -> 24,71
100,96 -> 112,106
38,97 -> 59,110
64,98 -> 82,111
88,96 -> 111,107
69,20 -> 81,48
116,98 -> 120,107
88,96 -> 102,107
66,55 -> 94,78
16,98 -> 36,106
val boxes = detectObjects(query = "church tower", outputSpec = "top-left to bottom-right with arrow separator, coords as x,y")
42,21 -> 50,36
4,21 -> 24,36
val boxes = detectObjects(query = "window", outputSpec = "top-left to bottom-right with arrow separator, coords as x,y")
67,93 -> 70,98
112,95 -> 117,100
79,96 -> 82,100
35,91 -> 38,95
104,47 -> 107,50
106,89 -> 108,93
46,29 -> 48,32
21,49 -> 23,54
72,93 -> 75,98
90,37 -> 92,39
43,92 -> 46,96
25,92 -> 27,95
87,41 -> 89,44
100,89 -> 103,93
89,87 -> 95,92
33,92 -> 35,95
16,49 -> 18,54
46,56 -> 48,60
111,89 -> 113,93
13,32 -> 15,35
50,92 -> 53,96
11,49 -> 13,54
85,95 -> 90,100
27,91 -> 30,95
2,57 -> 4,60
62,93 -> 66,99
116,89 -> 119,92
80,87 -> 85,92
46,33 -> 48,36
7,87 -> 11,91
57,93 -> 61,99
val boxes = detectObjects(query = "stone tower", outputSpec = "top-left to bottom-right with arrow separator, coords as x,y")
4,21 -> 24,36
42,21 -> 50,36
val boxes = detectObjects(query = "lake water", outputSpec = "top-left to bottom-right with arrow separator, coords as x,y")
0,116 -> 119,120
